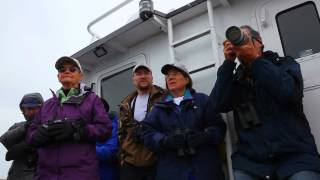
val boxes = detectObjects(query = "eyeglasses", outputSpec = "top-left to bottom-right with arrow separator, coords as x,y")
58,66 -> 79,73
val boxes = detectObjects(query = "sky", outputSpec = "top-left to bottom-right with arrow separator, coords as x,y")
0,0 -> 193,178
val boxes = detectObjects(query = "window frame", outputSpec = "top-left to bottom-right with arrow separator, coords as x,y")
100,66 -> 134,102
93,54 -> 148,112
275,1 -> 320,59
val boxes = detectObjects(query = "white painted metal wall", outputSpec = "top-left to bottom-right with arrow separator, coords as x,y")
81,0 -> 320,179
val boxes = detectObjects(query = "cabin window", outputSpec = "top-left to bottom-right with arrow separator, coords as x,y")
276,1 -> 320,59
101,67 -> 135,113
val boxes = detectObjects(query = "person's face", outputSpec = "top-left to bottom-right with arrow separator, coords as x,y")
235,38 -> 263,63
234,29 -> 263,66
165,69 -> 189,93
57,63 -> 83,89
132,67 -> 153,91
22,106 -> 40,121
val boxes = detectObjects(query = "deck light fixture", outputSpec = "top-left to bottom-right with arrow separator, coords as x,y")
139,0 -> 154,21
93,46 -> 108,58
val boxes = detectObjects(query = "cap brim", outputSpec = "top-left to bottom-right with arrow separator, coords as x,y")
20,103 -> 41,108
133,65 -> 151,73
55,57 -> 80,71
161,64 -> 184,75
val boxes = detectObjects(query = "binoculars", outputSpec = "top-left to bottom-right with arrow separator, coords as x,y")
235,102 -> 261,129
174,128 -> 196,157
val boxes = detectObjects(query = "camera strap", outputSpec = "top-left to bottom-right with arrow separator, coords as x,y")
130,93 -> 151,120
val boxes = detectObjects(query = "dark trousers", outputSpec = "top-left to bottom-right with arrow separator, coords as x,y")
120,162 -> 156,180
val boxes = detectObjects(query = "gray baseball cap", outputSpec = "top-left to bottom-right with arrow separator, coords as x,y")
161,62 -> 189,76
55,56 -> 83,73
161,62 -> 193,88
133,62 -> 152,74
161,62 -> 192,88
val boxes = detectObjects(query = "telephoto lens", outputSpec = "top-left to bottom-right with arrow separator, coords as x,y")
226,26 -> 248,46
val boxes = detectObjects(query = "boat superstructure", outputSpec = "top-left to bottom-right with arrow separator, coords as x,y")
71,0 -> 320,179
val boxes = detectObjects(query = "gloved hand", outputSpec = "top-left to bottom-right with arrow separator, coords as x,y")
26,152 -> 38,168
187,131 -> 211,147
31,125 -> 52,147
48,121 -> 75,142
161,134 -> 185,150
5,141 -> 32,161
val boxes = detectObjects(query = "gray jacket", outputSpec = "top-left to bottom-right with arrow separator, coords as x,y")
0,122 -> 37,180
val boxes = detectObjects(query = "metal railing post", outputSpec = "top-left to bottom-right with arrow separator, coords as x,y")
87,0 -> 136,42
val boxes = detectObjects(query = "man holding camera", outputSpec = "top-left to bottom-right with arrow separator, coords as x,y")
210,25 -> 320,179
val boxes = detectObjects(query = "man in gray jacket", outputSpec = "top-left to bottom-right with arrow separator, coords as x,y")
0,93 -> 44,180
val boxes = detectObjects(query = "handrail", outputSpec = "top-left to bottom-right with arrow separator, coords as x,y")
87,0 -> 136,42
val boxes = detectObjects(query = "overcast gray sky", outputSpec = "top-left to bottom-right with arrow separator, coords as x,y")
0,0 -> 193,178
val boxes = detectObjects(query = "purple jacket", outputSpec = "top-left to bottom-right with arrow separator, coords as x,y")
27,87 -> 112,180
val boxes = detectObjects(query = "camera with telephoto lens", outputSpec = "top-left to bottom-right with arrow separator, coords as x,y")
174,128 -> 196,157
226,26 -> 250,46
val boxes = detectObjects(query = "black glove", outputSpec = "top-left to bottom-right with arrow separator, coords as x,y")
161,134 -> 185,149
48,121 -> 75,142
31,126 -> 52,147
187,131 -> 211,147
5,141 -> 32,161
26,152 -> 38,168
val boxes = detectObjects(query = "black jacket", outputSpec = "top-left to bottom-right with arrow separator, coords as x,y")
0,121 -> 37,180
210,51 -> 320,179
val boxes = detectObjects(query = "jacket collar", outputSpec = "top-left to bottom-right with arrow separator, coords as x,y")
163,89 -> 193,104
50,83 -> 91,105
235,51 -> 280,81
156,88 -> 195,109
263,50 -> 280,64
120,85 -> 165,106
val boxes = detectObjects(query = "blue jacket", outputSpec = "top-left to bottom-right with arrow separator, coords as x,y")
210,51 -> 320,179
141,89 -> 226,180
96,113 -> 119,180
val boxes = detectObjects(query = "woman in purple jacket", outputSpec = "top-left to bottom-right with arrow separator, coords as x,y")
27,56 -> 112,180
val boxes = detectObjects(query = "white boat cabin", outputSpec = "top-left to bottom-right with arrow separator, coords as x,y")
71,0 -> 320,179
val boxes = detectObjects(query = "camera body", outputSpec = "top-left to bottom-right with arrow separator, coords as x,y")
225,26 -> 250,46
42,119 -> 63,129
